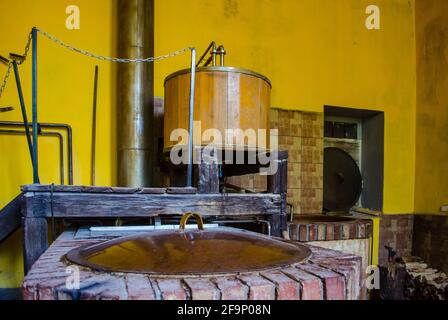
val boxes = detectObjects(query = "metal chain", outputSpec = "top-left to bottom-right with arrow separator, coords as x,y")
18,31 -> 33,65
0,28 -> 192,99
0,31 -> 32,98
36,28 -> 192,63
0,64 -> 12,99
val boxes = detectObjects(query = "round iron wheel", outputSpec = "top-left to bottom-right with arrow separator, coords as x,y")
323,147 -> 362,211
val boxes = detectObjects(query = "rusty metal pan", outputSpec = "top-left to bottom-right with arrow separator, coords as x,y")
65,213 -> 311,277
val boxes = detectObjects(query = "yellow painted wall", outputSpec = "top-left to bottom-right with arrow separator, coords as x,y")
0,0 -> 116,287
0,0 -> 416,287
414,0 -> 448,214
155,0 -> 417,214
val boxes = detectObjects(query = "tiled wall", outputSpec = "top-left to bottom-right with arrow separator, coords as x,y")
228,108 -> 324,214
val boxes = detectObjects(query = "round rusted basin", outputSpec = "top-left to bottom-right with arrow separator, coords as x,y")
65,226 -> 311,277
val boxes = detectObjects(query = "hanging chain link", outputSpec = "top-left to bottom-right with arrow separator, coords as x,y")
0,31 -> 33,98
0,64 -> 12,99
18,31 -> 33,65
36,28 -> 192,63
0,28 -> 193,99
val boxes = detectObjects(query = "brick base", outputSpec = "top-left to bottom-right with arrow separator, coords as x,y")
288,218 -> 372,242
22,231 -> 363,300
378,214 -> 414,266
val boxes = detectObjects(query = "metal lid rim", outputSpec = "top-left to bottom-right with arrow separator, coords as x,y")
164,66 -> 272,87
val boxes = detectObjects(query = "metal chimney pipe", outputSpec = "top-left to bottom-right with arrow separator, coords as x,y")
117,0 -> 154,187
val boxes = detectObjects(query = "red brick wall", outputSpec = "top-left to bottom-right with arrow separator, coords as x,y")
378,214 -> 414,266
23,232 -> 364,300
413,215 -> 448,273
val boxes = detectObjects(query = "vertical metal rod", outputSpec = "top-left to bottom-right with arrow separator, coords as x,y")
91,65 -> 99,186
12,61 -> 34,165
31,27 -> 40,184
187,48 -> 196,187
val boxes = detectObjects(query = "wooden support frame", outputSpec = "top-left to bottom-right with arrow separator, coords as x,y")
20,185 -> 282,272
22,192 -> 281,218
267,151 -> 288,236
20,150 -> 288,273
0,193 -> 23,244
198,148 -> 219,193
21,192 -> 48,273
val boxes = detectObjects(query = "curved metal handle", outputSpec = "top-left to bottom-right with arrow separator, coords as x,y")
179,212 -> 204,230
196,41 -> 216,67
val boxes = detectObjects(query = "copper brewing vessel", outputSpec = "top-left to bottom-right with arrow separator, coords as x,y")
163,67 -> 271,152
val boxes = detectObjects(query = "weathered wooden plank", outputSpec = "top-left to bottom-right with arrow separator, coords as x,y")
0,193 -> 23,243
21,184 -> 170,195
23,192 -> 281,218
198,157 -> 220,194
269,213 -> 288,237
109,187 -> 139,194
23,217 -> 48,274
22,193 -> 49,273
220,151 -> 288,178
267,152 -> 288,235
138,188 -> 166,194
166,187 -> 197,194
267,153 -> 288,195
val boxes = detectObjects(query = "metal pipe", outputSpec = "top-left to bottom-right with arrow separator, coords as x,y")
217,45 -> 226,67
287,203 -> 295,222
0,121 -> 73,184
211,46 -> 217,67
0,129 -> 64,184
39,122 -> 73,185
31,27 -> 39,184
187,48 -> 196,187
203,55 -> 213,67
257,219 -> 272,236
91,65 -> 99,186
196,41 -> 216,67
11,60 -> 34,167
117,0 -> 154,187
41,132 -> 64,185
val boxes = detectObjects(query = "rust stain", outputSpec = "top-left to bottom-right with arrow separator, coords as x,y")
223,0 -> 239,19
421,17 -> 448,106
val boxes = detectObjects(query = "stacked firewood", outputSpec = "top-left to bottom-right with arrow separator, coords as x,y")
403,256 -> 448,300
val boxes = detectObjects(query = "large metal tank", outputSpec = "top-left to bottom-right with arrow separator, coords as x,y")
163,66 -> 271,152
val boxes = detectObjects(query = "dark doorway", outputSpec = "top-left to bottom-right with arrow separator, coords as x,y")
324,105 -> 384,211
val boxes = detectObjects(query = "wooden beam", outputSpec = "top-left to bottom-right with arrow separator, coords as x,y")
267,151 -> 288,236
0,193 -> 23,244
23,192 -> 281,218
198,151 -> 220,194
23,217 -> 48,273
